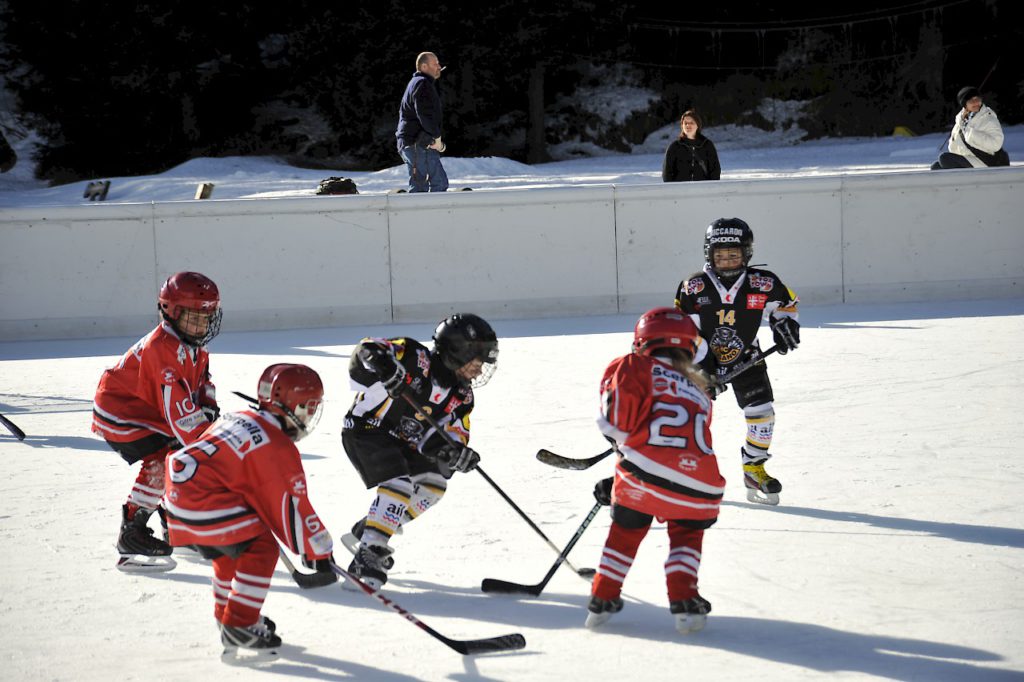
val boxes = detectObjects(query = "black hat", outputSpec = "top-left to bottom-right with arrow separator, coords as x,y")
957,86 -> 981,108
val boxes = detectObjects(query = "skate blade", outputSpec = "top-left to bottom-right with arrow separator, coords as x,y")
220,645 -> 278,666
745,489 -> 780,506
675,613 -> 707,634
339,532 -> 361,557
584,611 -> 614,629
116,554 -> 177,573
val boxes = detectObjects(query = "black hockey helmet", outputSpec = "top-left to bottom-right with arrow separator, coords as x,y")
703,217 -> 754,278
432,313 -> 499,387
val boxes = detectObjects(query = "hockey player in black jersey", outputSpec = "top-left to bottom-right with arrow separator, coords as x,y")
341,314 -> 498,587
674,218 -> 800,505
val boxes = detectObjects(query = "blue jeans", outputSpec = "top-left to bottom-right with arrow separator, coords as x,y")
399,145 -> 448,192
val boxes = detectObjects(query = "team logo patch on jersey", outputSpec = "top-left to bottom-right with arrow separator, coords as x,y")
219,415 -> 270,457
399,416 -> 425,442
686,278 -> 705,295
710,327 -> 745,364
748,274 -> 774,292
747,293 -> 768,309
175,411 -> 207,432
289,474 -> 308,497
416,349 -> 430,374
161,368 -> 177,385
677,455 -> 698,472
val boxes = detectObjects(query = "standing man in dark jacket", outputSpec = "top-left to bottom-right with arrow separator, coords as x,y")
396,51 -> 448,192
662,110 -> 721,182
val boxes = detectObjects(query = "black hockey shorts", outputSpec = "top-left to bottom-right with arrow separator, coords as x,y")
729,361 -> 774,409
343,428 -> 444,489
108,432 -> 179,465
611,504 -> 718,530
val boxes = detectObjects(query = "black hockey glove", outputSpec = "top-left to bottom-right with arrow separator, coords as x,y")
302,553 -> 338,581
194,384 -> 220,422
441,444 -> 480,473
593,477 -> 613,506
358,345 -> 408,397
707,379 -> 728,400
770,316 -> 800,354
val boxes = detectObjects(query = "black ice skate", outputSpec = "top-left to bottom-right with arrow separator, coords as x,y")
220,619 -> 282,662
340,517 -> 396,569
584,596 -> 624,629
743,459 -> 782,506
670,595 -> 712,634
346,543 -> 395,590
116,504 -> 176,573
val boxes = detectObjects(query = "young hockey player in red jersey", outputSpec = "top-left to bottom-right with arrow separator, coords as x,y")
675,218 -> 800,505
587,307 -> 724,634
163,363 -> 334,657
92,271 -> 223,571
341,314 -> 498,588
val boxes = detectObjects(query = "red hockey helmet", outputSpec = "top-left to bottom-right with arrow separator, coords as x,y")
257,364 -> 324,441
158,271 -> 222,346
632,307 -> 700,358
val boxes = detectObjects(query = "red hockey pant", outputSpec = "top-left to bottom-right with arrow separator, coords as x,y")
592,520 -> 705,604
211,530 -> 278,627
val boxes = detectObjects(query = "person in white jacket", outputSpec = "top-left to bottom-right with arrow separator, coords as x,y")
931,86 -> 1006,170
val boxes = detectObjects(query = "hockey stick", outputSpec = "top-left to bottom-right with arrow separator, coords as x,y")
714,343 -> 779,387
329,562 -> 526,655
232,390 -> 258,404
535,345 -> 781,471
397,392 -> 596,581
0,413 -> 26,441
536,447 -> 613,470
482,501 -> 603,596
277,547 -> 338,589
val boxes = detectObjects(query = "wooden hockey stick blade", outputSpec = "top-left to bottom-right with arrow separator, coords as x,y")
481,502 -> 602,597
535,447 -> 613,470
0,413 -> 26,441
277,548 -> 337,589
329,562 -> 526,655
480,577 -> 544,596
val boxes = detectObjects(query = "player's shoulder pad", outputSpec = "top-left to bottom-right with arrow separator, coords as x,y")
680,270 -> 708,296
745,267 -> 784,292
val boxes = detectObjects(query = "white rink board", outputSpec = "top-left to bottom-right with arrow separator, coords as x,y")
614,178 -> 844,311
840,170 -> 1024,302
1,168 -> 1022,341
388,186 -> 617,321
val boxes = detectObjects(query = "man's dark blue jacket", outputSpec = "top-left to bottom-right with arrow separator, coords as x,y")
396,72 -> 443,150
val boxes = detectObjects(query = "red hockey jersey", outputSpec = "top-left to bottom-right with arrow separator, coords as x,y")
597,354 -> 725,521
92,322 -> 213,446
162,409 -> 333,560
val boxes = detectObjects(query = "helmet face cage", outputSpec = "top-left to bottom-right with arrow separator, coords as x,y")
703,218 -> 754,278
633,308 -> 699,359
257,364 -> 325,441
433,314 -> 499,388
159,272 -> 222,346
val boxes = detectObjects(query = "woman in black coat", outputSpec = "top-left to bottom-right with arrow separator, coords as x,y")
662,110 -> 721,182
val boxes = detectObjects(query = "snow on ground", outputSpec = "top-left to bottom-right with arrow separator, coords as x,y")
1,299 -> 1023,681
1,121 -> 1021,207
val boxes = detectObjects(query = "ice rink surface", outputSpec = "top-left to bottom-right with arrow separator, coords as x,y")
1,298 -> 1023,681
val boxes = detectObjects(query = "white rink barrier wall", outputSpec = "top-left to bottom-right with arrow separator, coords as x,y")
1,168 -> 1022,341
